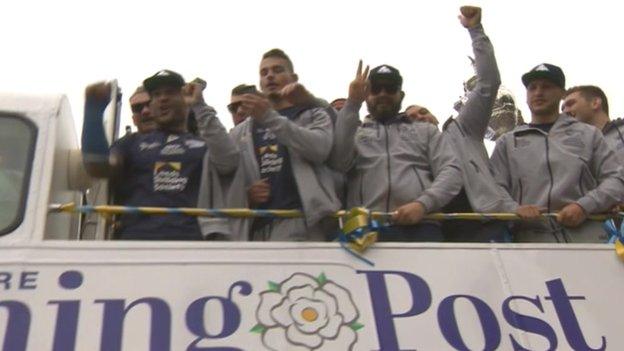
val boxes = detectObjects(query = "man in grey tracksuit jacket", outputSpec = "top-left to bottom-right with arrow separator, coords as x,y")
329,58 -> 462,241
225,49 -> 341,241
563,85 -> 624,165
491,64 -> 624,242
436,9 -> 518,241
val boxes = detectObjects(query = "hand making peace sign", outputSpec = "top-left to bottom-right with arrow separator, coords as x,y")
348,60 -> 370,104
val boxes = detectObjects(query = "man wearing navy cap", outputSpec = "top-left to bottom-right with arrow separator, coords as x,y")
82,70 -> 238,240
490,63 -> 624,242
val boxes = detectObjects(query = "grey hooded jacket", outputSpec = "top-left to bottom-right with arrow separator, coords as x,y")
442,24 -> 517,213
192,103 -> 240,237
490,114 -> 624,241
329,104 -> 462,213
226,107 -> 342,240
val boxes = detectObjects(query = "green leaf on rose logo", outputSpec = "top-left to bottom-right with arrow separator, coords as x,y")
316,272 -> 327,286
350,321 -> 364,331
250,324 -> 266,334
268,281 -> 279,292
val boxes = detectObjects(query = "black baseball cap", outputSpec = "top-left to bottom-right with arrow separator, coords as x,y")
143,69 -> 185,93
521,63 -> 565,89
369,65 -> 403,87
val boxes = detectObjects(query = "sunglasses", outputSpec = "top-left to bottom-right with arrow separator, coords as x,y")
370,84 -> 399,95
227,102 -> 242,114
131,102 -> 149,113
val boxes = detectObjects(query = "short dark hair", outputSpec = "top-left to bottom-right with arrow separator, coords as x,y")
231,84 -> 256,96
130,86 -> 146,99
565,85 -> 609,115
262,48 -> 294,73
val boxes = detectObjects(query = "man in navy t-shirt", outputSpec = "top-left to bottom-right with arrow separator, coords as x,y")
227,49 -> 341,241
82,70 -> 238,240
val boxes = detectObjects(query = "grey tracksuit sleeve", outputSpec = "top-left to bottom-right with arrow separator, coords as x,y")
576,131 -> 624,213
192,102 -> 239,175
455,24 -> 501,138
328,100 -> 361,172
418,125 -> 463,212
258,108 -> 333,165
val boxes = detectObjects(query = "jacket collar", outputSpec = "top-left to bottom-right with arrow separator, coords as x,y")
512,113 -> 577,136
363,113 -> 411,126
603,118 -> 624,134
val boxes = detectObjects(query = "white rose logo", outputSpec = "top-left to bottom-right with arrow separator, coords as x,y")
251,272 -> 362,350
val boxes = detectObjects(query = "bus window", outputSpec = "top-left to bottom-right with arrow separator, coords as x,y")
0,113 -> 37,235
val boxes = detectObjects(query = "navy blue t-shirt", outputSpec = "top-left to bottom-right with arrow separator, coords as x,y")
529,123 -> 555,133
111,131 -> 207,240
252,106 -> 303,219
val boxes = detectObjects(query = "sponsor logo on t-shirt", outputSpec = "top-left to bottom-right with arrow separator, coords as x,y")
153,162 -> 188,192
139,142 -> 161,151
160,144 -> 186,155
258,144 -> 282,175
185,139 -> 206,149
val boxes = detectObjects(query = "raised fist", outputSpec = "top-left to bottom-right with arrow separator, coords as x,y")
183,80 -> 206,106
85,81 -> 111,105
459,6 -> 481,28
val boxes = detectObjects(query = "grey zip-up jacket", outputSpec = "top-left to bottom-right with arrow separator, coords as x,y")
603,118 -> 624,163
192,102 -> 240,237
329,105 -> 462,213
226,107 -> 341,240
490,114 -> 624,215
442,24 -> 517,213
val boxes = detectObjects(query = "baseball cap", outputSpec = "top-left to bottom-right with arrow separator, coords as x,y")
521,63 -> 565,89
143,69 -> 185,93
369,65 -> 403,87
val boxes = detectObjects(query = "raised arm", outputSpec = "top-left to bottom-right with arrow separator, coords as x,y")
237,85 -> 335,166
328,61 -> 370,172
455,6 -> 501,139
81,82 -> 123,179
183,82 -> 239,175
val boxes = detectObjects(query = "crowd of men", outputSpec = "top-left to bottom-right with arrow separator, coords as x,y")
81,6 -> 624,243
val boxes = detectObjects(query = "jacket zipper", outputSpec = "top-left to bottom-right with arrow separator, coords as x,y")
209,165 -> 214,208
358,172 -> 364,205
578,158 -> 587,196
412,165 -> 425,192
469,160 -> 480,173
518,178 -> 523,204
384,125 -> 392,212
544,136 -> 554,212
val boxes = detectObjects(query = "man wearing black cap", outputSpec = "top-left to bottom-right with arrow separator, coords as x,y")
490,63 -> 624,242
82,70 -> 238,240
330,60 -> 462,242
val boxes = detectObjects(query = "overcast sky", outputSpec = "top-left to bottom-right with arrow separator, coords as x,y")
1,0 -> 621,135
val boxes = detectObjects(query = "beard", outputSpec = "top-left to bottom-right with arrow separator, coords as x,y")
367,99 -> 401,121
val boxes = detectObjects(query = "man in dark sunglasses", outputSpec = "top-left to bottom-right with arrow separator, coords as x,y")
329,60 -> 462,242
128,86 -> 157,133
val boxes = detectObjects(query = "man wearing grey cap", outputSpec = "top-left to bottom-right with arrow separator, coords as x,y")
330,59 -> 462,241
490,63 -> 624,242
